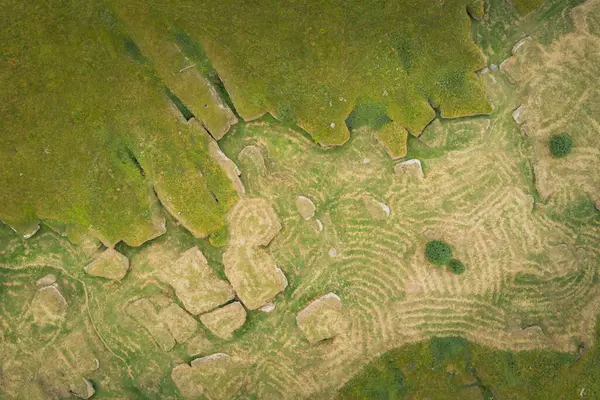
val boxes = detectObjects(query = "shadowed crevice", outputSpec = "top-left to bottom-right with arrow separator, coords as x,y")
124,147 -> 146,177
165,88 -> 195,121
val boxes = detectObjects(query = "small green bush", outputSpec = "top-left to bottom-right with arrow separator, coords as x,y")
425,240 -> 452,265
448,259 -> 466,275
549,134 -> 573,157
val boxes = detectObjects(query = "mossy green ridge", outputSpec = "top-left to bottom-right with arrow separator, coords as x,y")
111,0 -> 492,146
375,122 -> 409,159
338,329 -> 600,399
0,1 -> 237,245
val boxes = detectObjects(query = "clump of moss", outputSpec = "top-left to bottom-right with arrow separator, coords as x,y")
549,134 -> 573,157
375,122 -> 408,159
447,259 -> 466,275
209,226 -> 228,247
425,240 -> 452,266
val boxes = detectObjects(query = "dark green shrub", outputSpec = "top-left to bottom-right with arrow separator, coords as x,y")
425,240 -> 452,265
549,134 -> 573,157
448,259 -> 466,275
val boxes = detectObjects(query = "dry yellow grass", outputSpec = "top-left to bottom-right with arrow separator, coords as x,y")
501,0 -> 600,209
223,197 -> 288,309
126,298 -> 176,351
208,24 -> 600,391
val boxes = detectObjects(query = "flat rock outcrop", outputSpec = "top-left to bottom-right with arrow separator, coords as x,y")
84,248 -> 129,281
296,293 -> 348,344
159,247 -> 235,315
200,301 -> 246,340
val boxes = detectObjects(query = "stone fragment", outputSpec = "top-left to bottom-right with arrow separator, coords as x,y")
362,197 -> 390,220
394,159 -> 424,179
260,302 -> 275,313
223,246 -> 287,310
127,298 -> 175,351
296,196 -> 316,220
70,378 -> 95,399
296,293 -> 348,344
172,353 -> 244,400
315,219 -> 323,232
375,122 -> 408,159
512,105 -> 526,124
202,122 -> 245,195
31,285 -> 68,326
238,145 -> 267,176
84,248 -> 129,281
227,198 -> 282,246
160,303 -> 199,343
223,197 -> 286,309
512,36 -> 532,54
200,302 -> 246,340
533,162 -> 552,201
36,274 -> 56,288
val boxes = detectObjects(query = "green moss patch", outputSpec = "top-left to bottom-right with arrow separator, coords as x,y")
375,122 -> 408,159
337,332 -> 600,399
425,240 -> 453,266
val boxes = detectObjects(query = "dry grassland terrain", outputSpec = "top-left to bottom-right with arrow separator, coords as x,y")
1,0 -> 599,399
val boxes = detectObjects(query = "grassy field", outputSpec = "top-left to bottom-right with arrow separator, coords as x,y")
0,0 -> 599,399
